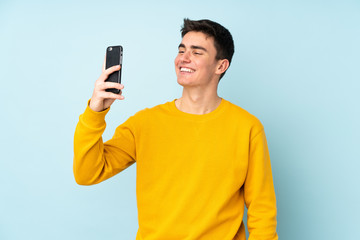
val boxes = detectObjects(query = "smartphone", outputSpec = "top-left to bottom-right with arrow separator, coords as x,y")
105,45 -> 123,94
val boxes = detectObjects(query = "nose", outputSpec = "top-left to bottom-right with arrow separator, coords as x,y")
179,50 -> 191,63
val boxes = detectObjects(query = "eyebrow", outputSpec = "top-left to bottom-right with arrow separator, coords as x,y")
178,43 -> 208,52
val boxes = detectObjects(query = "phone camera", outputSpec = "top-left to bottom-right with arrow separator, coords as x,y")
109,47 -> 113,51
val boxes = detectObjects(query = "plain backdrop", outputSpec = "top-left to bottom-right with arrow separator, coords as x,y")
1,0 -> 359,239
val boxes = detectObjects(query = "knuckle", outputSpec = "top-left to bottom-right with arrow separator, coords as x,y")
95,83 -> 103,91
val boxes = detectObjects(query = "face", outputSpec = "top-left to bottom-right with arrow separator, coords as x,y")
175,31 -> 223,87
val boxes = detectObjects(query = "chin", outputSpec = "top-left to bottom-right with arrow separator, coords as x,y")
177,77 -> 195,87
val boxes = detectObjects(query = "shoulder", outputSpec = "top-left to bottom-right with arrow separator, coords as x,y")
222,99 -> 264,133
224,100 -> 262,124
127,101 -> 173,123
117,101 -> 172,133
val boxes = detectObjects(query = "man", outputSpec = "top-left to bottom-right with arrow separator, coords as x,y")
74,19 -> 278,240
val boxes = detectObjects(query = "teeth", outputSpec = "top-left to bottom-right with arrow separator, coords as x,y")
180,67 -> 195,73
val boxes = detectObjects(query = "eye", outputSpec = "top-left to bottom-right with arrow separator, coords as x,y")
194,52 -> 202,55
178,48 -> 185,54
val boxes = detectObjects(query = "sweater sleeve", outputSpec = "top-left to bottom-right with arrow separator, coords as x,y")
244,125 -> 278,240
73,103 -> 136,185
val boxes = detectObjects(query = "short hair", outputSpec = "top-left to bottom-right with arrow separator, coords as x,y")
181,18 -> 235,80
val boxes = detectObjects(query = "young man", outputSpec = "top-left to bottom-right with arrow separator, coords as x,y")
74,19 -> 278,240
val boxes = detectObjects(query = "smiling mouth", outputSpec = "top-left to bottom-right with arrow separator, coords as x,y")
180,67 -> 195,73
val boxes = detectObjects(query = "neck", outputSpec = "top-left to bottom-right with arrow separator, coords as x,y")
175,87 -> 222,115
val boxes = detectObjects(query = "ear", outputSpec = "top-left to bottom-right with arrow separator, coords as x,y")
215,59 -> 230,75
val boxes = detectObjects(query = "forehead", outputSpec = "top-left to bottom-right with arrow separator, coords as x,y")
180,31 -> 216,50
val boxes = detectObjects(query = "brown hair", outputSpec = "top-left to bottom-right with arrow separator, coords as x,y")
181,18 -> 235,80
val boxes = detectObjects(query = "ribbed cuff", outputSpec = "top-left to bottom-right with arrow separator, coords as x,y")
80,99 -> 110,128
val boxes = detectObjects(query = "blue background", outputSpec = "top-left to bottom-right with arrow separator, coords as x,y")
1,0 -> 359,239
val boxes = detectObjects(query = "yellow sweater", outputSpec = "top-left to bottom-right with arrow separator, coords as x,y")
73,99 -> 278,240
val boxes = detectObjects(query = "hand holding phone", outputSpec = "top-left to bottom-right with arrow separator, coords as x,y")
105,46 -> 123,94
89,46 -> 124,112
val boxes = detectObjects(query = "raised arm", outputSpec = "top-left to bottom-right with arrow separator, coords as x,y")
73,61 -> 135,185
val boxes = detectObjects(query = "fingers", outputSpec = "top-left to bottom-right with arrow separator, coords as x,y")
98,90 -> 124,100
95,66 -> 123,95
93,80 -> 124,99
90,62 -> 124,111
95,81 -> 124,92
98,65 -> 121,82
100,65 -> 121,81
101,81 -> 124,90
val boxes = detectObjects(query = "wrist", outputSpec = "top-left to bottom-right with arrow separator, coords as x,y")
89,99 -> 105,112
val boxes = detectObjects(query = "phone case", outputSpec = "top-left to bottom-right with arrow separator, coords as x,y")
105,45 -> 123,94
